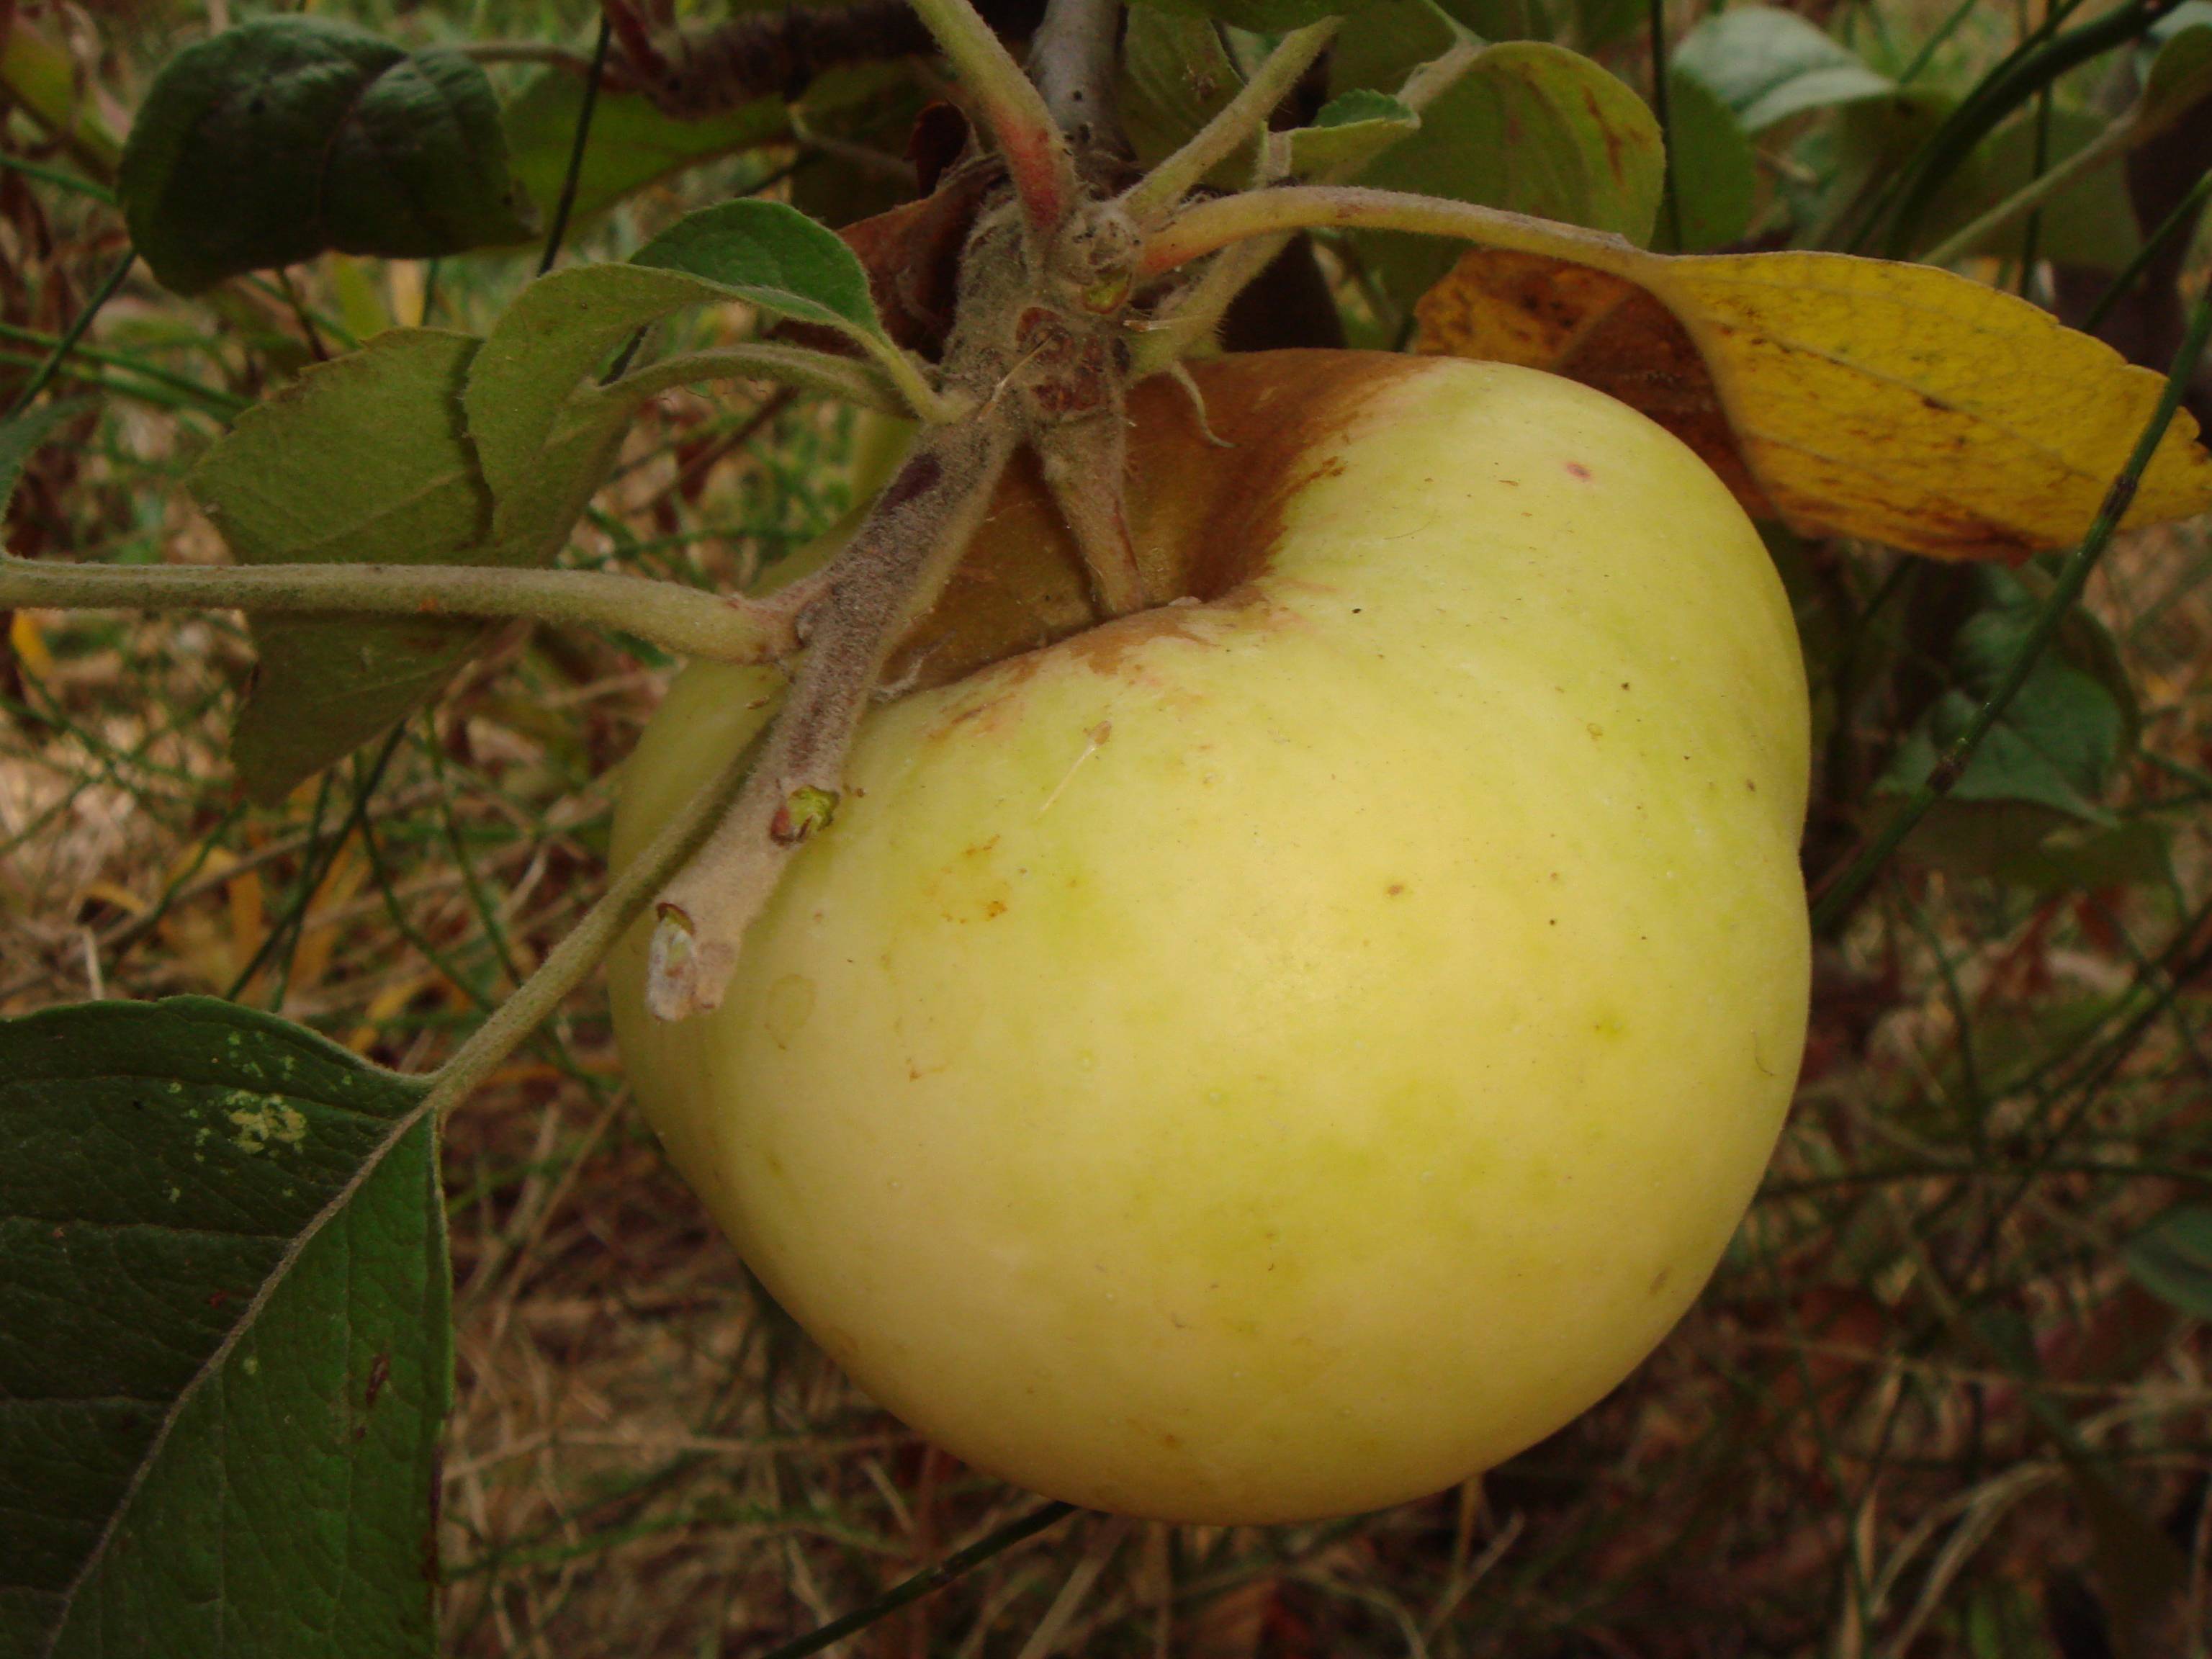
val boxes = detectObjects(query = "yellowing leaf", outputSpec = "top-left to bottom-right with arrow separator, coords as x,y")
1414,244 -> 2212,557
1411,250 -> 1776,516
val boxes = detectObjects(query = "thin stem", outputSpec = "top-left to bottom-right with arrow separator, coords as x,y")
1129,233 -> 1285,374
1128,37 -> 1482,368
1120,19 -> 1340,226
2016,81 -> 2052,295
0,347 -> 233,417
585,343 -> 910,419
1136,184 -> 1644,282
1872,0 -> 2177,259
275,268 -> 334,360
1917,64 -> 2211,268
0,318 -> 244,410
1899,0 -> 1982,85
2084,166 -> 2212,335
539,16 -> 614,276
0,150 -> 114,202
753,1503 -> 1078,1659
1808,287 -> 2212,933
1385,39 -> 1483,133
1030,0 -> 1125,153
1648,0 -> 1684,251
852,335 -> 966,424
907,0 -> 1076,238
417,716 -> 768,1118
0,557 -> 801,663
4,249 -> 132,421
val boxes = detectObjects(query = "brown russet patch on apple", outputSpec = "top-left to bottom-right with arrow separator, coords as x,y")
885,351 -> 1431,695
1053,600 -> 1230,678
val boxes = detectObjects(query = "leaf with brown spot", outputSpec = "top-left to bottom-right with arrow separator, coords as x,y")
1413,245 -> 2212,558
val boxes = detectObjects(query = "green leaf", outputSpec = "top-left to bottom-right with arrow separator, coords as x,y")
1339,38 -> 1665,307
1915,106 -> 2141,272
0,997 -> 448,1659
1287,91 -> 1421,176
118,17 -> 533,295
0,400 -> 89,518
2126,1205 -> 2212,1320
461,266 -> 719,516
1671,4 -> 1895,132
1436,0 -> 1542,38
1118,8 -> 1246,173
1330,0 -> 1460,105
464,225 -> 882,529
1879,566 -> 2136,827
189,329 -> 493,804
1663,68 -> 1757,251
1565,0 -> 1646,53
1130,0 -> 1346,32
630,199 -> 885,343
2145,13 -> 2212,122
1892,806 -> 2172,895
788,68 -> 932,233
1315,88 -> 1411,128
500,70 -> 788,231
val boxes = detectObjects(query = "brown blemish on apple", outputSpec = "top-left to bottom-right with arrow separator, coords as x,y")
1565,462 -> 1592,481
763,974 -> 817,1049
884,351 -> 1436,694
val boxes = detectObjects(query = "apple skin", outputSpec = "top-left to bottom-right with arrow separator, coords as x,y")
607,351 -> 1811,1524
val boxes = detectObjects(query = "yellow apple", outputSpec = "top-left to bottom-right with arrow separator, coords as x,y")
606,351 -> 1810,1524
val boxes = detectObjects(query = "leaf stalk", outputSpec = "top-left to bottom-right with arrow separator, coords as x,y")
1119,19 -> 1340,226
588,343 -> 913,418
0,557 -> 804,664
908,0 -> 1078,239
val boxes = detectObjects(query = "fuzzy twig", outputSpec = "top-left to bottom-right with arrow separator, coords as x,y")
1118,19 -> 1340,226
908,0 -> 1077,240
646,414 -> 1018,1019
1030,0 -> 1127,155
0,557 -> 806,662
1035,414 -> 1146,614
1135,184 -> 1642,282
1124,36 -> 1480,369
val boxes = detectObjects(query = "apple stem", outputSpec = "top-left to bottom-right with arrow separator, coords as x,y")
1036,413 -> 1149,616
0,555 -> 809,665
645,415 -> 1019,1020
1118,19 -> 1340,228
